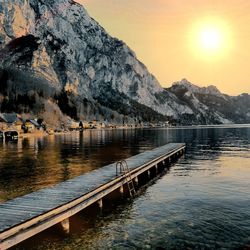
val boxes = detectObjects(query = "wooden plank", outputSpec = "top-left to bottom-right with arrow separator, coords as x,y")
0,143 -> 185,249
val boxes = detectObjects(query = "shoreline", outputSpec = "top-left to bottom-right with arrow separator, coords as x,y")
2,123 -> 249,141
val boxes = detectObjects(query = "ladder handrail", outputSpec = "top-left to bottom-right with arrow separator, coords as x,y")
115,160 -> 136,197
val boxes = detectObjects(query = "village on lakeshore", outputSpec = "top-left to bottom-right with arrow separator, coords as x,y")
0,112 -> 170,141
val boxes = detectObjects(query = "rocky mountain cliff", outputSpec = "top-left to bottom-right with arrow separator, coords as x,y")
0,0 -> 249,126
167,79 -> 250,124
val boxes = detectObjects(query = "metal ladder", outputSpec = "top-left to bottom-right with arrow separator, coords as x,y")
116,160 -> 136,198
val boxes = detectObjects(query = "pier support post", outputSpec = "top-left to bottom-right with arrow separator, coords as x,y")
60,218 -> 70,234
134,177 -> 139,186
119,185 -> 124,194
148,170 -> 151,178
97,199 -> 103,209
155,164 -> 158,174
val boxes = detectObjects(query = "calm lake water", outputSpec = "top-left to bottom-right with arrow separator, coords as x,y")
0,126 -> 250,249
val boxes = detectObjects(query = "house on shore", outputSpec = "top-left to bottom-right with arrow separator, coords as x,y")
24,119 -> 42,133
24,120 -> 35,133
0,113 -> 23,131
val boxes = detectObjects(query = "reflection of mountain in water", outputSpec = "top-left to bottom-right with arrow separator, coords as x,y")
0,127 -> 249,202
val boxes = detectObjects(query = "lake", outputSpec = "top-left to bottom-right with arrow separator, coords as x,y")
0,126 -> 249,249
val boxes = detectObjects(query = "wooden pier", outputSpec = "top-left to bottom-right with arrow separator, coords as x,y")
0,143 -> 185,249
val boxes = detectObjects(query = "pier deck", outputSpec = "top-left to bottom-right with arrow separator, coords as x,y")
0,143 -> 185,249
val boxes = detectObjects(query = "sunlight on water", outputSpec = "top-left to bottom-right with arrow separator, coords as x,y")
0,127 -> 249,249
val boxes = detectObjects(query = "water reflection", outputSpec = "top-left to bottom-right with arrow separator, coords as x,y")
0,127 -> 249,203
1,127 -> 250,249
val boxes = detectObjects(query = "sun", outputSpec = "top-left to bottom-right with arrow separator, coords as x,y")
199,27 -> 222,50
189,18 -> 231,60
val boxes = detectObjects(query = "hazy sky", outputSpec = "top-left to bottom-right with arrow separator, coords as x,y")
78,0 -> 250,95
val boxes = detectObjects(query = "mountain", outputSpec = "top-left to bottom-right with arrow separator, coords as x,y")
0,0 -> 249,126
167,79 -> 250,124
0,0 -> 190,126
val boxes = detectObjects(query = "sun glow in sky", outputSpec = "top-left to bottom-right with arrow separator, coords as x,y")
189,18 -> 232,60
200,28 -> 222,50
78,0 -> 250,95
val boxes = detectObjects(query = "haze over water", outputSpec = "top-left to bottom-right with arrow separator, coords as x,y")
0,126 -> 249,249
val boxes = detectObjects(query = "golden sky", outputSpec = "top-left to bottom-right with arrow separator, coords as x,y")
78,0 -> 250,95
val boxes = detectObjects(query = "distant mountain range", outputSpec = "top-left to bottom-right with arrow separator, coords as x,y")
0,0 -> 249,126
167,79 -> 250,124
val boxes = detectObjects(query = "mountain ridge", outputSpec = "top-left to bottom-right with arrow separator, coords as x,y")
167,79 -> 250,124
0,0 -> 249,126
